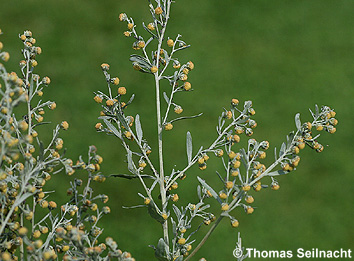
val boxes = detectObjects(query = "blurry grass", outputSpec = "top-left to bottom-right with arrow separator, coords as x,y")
1,0 -> 353,259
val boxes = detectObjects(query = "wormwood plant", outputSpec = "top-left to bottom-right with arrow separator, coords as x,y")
93,1 -> 339,260
0,31 -> 134,260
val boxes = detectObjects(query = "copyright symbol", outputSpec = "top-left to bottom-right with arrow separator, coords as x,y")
233,247 -> 243,258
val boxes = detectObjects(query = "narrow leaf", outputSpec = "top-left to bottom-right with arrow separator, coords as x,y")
103,119 -> 121,139
127,150 -> 137,174
279,142 -> 286,157
39,141 -> 44,161
135,114 -> 143,142
116,112 -> 129,130
154,238 -> 169,260
315,104 -> 319,117
163,92 -> 170,104
295,113 -> 301,130
172,205 -> 181,220
148,204 -> 165,224
186,131 -> 192,163
197,177 -> 222,204
268,170 -> 290,176
197,185 -> 202,201
126,94 -> 135,106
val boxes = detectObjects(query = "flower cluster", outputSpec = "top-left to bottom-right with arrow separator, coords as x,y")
0,31 -> 133,261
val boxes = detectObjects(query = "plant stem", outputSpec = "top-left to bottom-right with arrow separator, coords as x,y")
155,0 -> 173,251
155,30 -> 168,248
185,215 -> 224,260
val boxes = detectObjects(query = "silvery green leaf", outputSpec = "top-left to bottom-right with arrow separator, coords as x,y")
240,148 -> 248,166
198,204 -> 210,212
236,116 -> 250,125
129,54 -> 151,68
172,205 -> 181,220
315,104 -> 319,117
39,141 -> 44,161
220,119 -> 225,129
175,256 -> 183,261
171,217 -> 177,237
295,113 -> 301,130
274,147 -> 277,160
173,71 -> 179,82
126,94 -> 135,106
287,132 -> 295,149
195,202 -> 204,212
154,238 -> 169,261
309,108 -> 315,119
116,112 -> 129,130
130,54 -> 151,73
148,203 -> 165,224
30,77 -> 34,96
268,170 -> 289,176
163,92 -> 170,104
127,150 -> 137,174
186,131 -> 192,163
135,114 -> 143,143
197,177 -> 222,204
244,100 -> 252,109
279,142 -> 286,157
197,185 -> 202,200
103,119 -> 121,139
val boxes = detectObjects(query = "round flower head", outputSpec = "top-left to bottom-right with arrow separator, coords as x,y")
187,61 -> 194,70
167,39 -> 174,47
106,99 -> 114,106
245,196 -> 254,204
231,98 -> 239,106
49,102 -> 56,110
1,52 -> 10,62
133,62 -> 142,71
119,13 -> 127,22
179,74 -> 188,81
61,121 -> 69,130
36,47 -> 42,55
165,123 -> 173,131
151,66 -> 158,73
101,63 -> 110,71
178,238 -> 186,245
155,6 -> 163,15
183,82 -> 191,91
174,106 -> 183,114
137,41 -> 145,48
31,60 -> 38,67
94,95 -> 103,103
246,206 -> 254,214
231,219 -> 239,228
42,76 -> 51,85
127,23 -> 134,30
147,23 -> 155,30
118,87 -> 126,95
173,60 -> 181,69
221,203 -> 229,211
112,77 -> 120,85
124,31 -> 132,37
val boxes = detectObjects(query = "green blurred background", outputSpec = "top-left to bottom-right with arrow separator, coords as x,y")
1,0 -> 353,260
